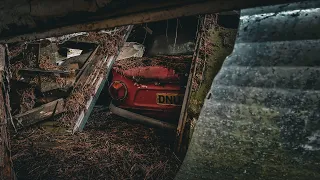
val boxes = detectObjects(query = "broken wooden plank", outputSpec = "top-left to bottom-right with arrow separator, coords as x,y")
13,98 -> 65,129
0,47 -> 4,72
66,63 -> 79,70
25,43 -> 40,68
40,76 -> 76,92
19,68 -> 71,76
0,80 -> 15,179
175,17 -> 205,153
73,51 -> 104,92
75,45 -> 100,80
59,52 -> 92,67
0,44 -> 15,179
73,25 -> 133,132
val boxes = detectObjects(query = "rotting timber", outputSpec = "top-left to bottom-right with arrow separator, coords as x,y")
8,26 -> 132,132
175,13 -> 238,153
0,45 -> 15,179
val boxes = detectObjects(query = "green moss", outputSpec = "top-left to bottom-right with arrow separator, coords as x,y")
194,103 -> 320,179
188,27 -> 237,125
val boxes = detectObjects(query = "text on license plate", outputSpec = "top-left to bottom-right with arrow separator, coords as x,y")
156,93 -> 184,106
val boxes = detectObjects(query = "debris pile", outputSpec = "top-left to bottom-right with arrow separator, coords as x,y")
8,26 -> 131,130
60,27 -> 130,128
11,109 -> 181,180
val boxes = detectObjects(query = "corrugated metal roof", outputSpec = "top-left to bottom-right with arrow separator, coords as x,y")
176,1 -> 320,179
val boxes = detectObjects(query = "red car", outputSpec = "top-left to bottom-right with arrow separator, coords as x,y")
108,55 -> 191,129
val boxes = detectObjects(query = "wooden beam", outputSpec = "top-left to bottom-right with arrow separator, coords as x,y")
73,25 -> 133,132
0,0 -> 302,43
19,68 -> 72,76
40,77 -> 75,92
0,79 -> 14,179
0,45 -> 15,179
13,98 -> 65,129
75,45 -> 100,81
175,16 -> 205,153
0,46 -> 4,71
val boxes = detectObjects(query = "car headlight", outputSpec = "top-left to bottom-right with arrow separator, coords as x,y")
109,81 -> 128,101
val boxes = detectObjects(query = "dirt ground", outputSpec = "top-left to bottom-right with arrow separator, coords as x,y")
11,109 -> 181,180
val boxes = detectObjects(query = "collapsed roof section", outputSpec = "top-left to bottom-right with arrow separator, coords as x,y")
0,0 -> 301,43
9,25 -> 133,133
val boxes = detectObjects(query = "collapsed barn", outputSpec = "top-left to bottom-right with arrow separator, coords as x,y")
0,1 -> 319,180
9,26 -> 132,132
6,14 -> 239,179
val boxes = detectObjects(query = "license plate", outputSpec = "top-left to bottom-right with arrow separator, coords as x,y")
156,93 -> 184,106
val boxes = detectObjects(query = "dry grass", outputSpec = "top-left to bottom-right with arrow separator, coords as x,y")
39,55 -> 59,70
11,109 -> 182,180
113,55 -> 191,82
18,88 -> 36,113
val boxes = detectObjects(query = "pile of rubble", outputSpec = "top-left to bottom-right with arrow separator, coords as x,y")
8,26 -> 131,131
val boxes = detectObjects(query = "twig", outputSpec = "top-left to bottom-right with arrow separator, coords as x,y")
166,20 -> 169,43
142,23 -> 148,44
173,19 -> 179,52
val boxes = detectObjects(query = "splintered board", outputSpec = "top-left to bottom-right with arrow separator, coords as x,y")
11,41 -> 99,129
72,25 -> 133,133
13,98 -> 65,129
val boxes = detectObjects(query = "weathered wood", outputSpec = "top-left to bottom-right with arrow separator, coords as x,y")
19,68 -> 71,76
36,97 -> 61,105
0,82 -> 14,180
25,43 -> 40,68
60,52 -> 92,67
75,45 -> 100,81
174,17 -> 204,153
0,45 -> 15,179
75,54 -> 103,88
73,25 -> 133,132
0,0 -> 302,43
0,46 -> 4,72
40,77 -> 76,92
66,63 -> 79,70
13,98 -> 65,129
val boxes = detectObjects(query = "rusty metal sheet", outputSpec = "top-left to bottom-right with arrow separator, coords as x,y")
176,1 -> 320,179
